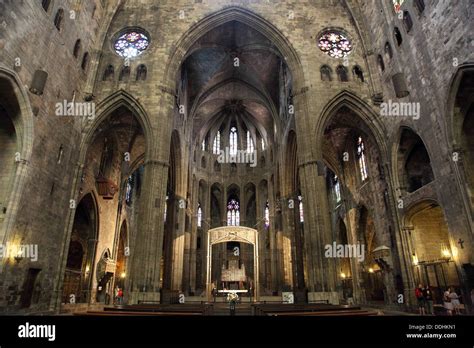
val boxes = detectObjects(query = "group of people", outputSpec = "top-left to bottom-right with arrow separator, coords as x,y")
114,286 -> 124,305
442,287 -> 462,316
415,284 -> 435,315
415,284 -> 462,315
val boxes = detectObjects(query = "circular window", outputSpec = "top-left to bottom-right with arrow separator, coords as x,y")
114,30 -> 150,59
318,31 -> 352,58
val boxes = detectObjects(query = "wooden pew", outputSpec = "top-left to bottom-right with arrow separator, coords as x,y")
75,310 -> 202,317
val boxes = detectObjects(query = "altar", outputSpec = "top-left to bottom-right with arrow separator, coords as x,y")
206,226 -> 260,301
217,290 -> 248,294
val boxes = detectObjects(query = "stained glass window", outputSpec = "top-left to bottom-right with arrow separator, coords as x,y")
230,127 -> 238,155
197,204 -> 202,228
393,0 -> 405,12
213,131 -> 221,154
264,201 -> 270,228
318,31 -> 352,58
261,138 -> 265,151
227,199 -> 240,226
125,175 -> 133,205
357,136 -> 368,181
298,195 -> 304,223
334,175 -> 341,203
247,131 -> 254,153
202,140 -> 206,151
114,31 -> 150,59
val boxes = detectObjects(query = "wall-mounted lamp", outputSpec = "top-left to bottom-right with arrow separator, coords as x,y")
121,272 -> 126,279
441,246 -> 451,260
412,254 -> 418,266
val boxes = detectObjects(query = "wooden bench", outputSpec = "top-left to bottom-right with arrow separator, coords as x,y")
104,303 -> 213,315
252,304 -> 361,316
266,309 -> 378,316
75,310 -> 202,317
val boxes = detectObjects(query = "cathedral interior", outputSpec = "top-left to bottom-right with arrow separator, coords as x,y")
0,0 -> 473,316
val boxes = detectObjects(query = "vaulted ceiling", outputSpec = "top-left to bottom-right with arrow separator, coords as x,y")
180,21 -> 292,141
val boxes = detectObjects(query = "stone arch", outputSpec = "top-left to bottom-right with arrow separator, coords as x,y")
0,66 -> 34,243
62,192 -> 99,304
446,63 -> 474,148
394,127 -> 434,194
78,91 -> 153,166
316,90 -> 388,160
57,91 -> 151,307
402,199 -> 461,301
444,63 -> 474,241
162,6 -> 307,94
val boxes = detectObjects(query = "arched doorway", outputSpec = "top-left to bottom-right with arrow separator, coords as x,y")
62,193 -> 98,304
405,201 -> 460,304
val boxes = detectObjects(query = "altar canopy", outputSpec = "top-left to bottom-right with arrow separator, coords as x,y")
206,226 -> 259,301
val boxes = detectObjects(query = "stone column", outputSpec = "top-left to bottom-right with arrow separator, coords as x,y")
187,178 -> 199,294
280,194 -> 294,288
127,88 -> 174,304
171,194 -> 186,291
128,158 -> 169,303
299,161 -> 338,304
268,179 -> 277,293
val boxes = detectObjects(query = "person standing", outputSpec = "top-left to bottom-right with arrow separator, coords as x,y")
423,286 -> 434,315
415,284 -> 426,315
443,288 -> 453,316
118,287 -> 124,305
114,286 -> 119,305
449,288 -> 461,315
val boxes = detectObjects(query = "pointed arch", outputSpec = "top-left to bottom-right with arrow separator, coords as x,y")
0,66 -> 35,243
61,192 -> 99,304
79,90 -> 153,166
316,90 -> 389,160
392,126 -> 435,194
162,6 -> 306,94
445,63 -> 474,148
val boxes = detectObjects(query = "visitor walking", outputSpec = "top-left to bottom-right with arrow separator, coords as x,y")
415,284 -> 425,315
423,286 -> 434,315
